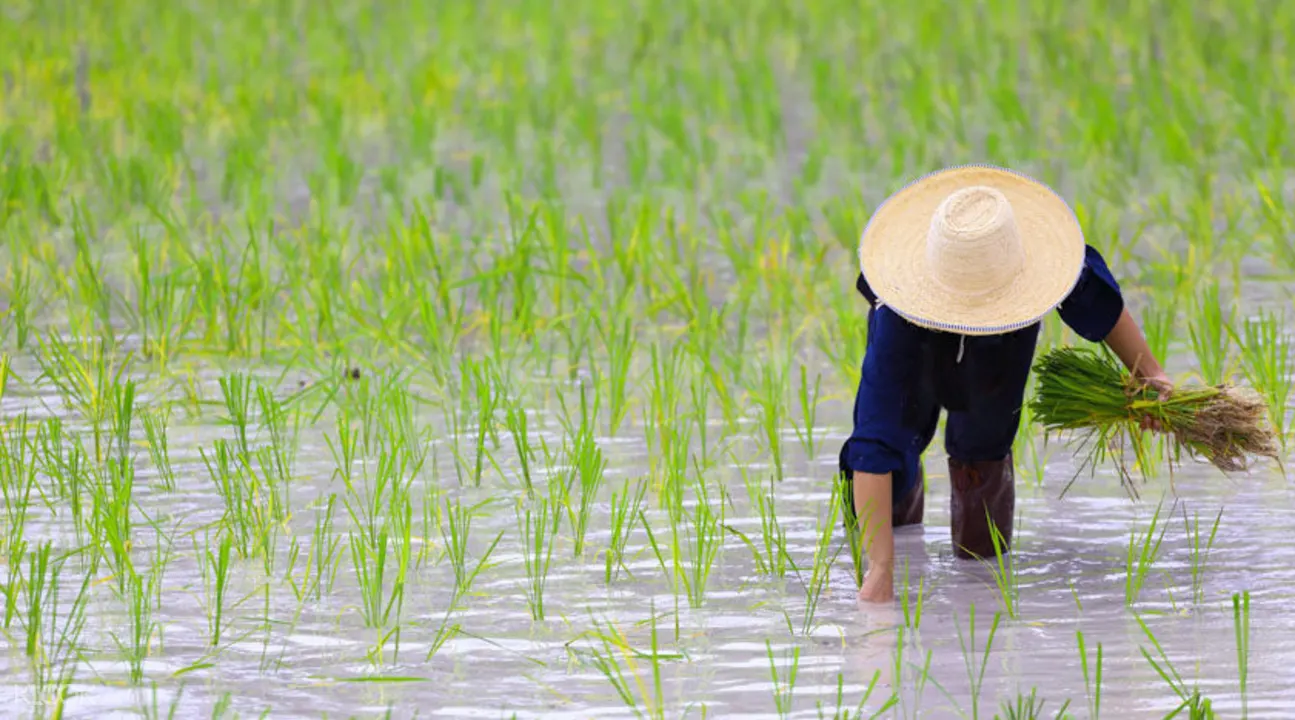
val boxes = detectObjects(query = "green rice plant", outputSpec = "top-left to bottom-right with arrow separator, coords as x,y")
1233,590 -> 1251,718
1187,282 -> 1234,386
793,478 -> 845,635
1140,301 -> 1176,377
997,689 -> 1070,720
766,639 -> 802,719
595,313 -> 637,437
898,558 -> 926,631
968,508 -> 1020,620
1125,498 -> 1171,607
1135,613 -> 1217,718
792,364 -> 823,460
606,477 -> 648,584
675,480 -> 725,610
563,410 -> 608,558
1,413 -> 37,567
200,439 -> 283,569
751,357 -> 788,481
735,468 -> 791,578
439,497 -> 503,607
89,451 -> 138,596
815,669 -> 896,719
516,494 -> 558,621
112,564 -> 159,685
580,601 -> 674,720
1030,346 -> 1278,492
465,358 -> 503,487
1231,308 -> 1294,448
203,531 -> 235,647
33,332 -> 129,464
503,401 -> 536,496
954,602 -> 1002,720
15,542 -> 93,708
1076,630 -> 1103,720
1182,505 -> 1222,606
218,373 -> 255,458
307,494 -> 343,602
141,406 -> 176,492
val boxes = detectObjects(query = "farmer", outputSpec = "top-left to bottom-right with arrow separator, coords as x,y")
839,164 -> 1172,604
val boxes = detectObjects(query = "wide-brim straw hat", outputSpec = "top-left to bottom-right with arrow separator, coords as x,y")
858,164 -> 1087,336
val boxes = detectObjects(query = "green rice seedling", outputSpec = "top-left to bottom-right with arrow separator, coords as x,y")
997,689 -> 1070,720
563,406 -> 608,558
516,494 -> 558,621
675,479 -> 725,611
898,558 -> 926,631
891,625 -> 935,720
1232,308 -> 1294,447
307,494 -> 343,602
33,332 -> 128,464
1134,613 -> 1216,718
736,468 -> 791,578
1182,505 -> 1222,606
470,359 -> 507,486
16,542 -> 93,708
751,357 -> 788,481
792,364 -> 823,460
1233,590 -> 1250,717
141,407 -> 176,492
1030,346 -> 1278,492
595,313 -> 637,437
793,479 -> 846,635
1076,630 -> 1103,720
1,413 -> 37,566
112,564 -> 159,685
200,439 -> 280,568
204,531 -> 235,648
954,603 -> 1002,720
439,497 -> 503,607
580,602 -> 672,720
816,669 -> 897,719
766,639 -> 802,719
0,352 -> 10,399
503,400 -> 536,496
968,508 -> 1020,620
1125,498 -> 1171,607
1140,302 -> 1176,377
218,373 -> 255,458
1187,282 -> 1234,386
605,477 -> 648,584
90,451 -> 138,596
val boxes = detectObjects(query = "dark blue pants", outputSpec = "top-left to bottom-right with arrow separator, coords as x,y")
838,306 -> 1039,504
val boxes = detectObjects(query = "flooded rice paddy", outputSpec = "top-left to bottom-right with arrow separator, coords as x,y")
4,0 -> 1295,717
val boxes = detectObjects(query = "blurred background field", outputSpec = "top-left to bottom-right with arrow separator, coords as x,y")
2,1 -> 1294,717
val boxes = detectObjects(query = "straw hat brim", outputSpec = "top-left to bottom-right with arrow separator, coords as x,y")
858,165 -> 1086,336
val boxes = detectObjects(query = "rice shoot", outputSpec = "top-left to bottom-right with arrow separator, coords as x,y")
1029,346 -> 1279,487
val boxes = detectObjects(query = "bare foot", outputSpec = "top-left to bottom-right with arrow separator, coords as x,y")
857,567 -> 894,604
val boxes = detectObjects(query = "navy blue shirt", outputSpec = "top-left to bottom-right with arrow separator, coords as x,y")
840,245 -> 1125,497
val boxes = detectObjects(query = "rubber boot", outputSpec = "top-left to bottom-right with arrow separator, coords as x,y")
892,464 -> 924,528
948,455 -> 1014,560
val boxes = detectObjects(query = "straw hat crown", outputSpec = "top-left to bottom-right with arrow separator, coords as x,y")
859,165 -> 1086,336
926,185 -> 1025,303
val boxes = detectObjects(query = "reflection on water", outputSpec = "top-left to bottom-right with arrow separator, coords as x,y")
1,377 -> 1292,719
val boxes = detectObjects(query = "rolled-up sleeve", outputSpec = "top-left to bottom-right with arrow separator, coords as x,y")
1056,245 -> 1125,342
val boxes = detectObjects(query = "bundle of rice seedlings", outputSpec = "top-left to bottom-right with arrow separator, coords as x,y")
1029,346 -> 1279,486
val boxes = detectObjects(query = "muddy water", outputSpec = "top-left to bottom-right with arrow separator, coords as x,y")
1,373 -> 1293,719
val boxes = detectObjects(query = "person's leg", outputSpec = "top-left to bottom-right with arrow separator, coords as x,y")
943,324 -> 1039,560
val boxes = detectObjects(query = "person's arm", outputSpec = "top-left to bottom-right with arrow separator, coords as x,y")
853,470 -> 894,603
1103,307 -> 1171,392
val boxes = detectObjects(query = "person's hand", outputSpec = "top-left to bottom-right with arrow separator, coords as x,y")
1139,372 -> 1173,432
